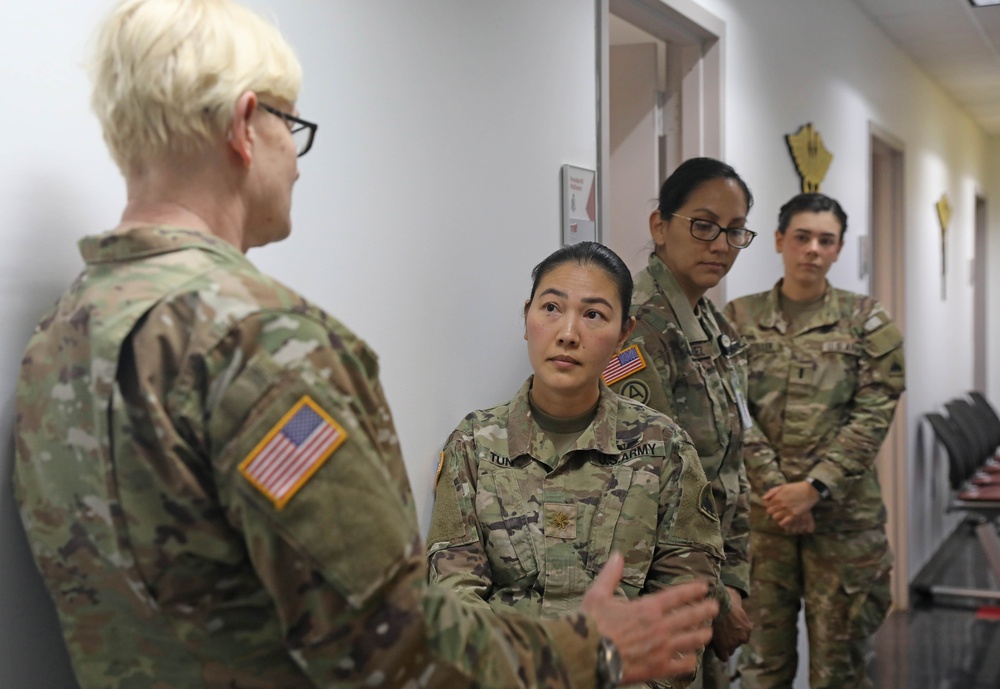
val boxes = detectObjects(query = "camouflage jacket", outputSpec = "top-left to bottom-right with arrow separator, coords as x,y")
607,254 -> 750,608
723,281 -> 906,533
426,377 -> 723,621
14,226 -> 608,689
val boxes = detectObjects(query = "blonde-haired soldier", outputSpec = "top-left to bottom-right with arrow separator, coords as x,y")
14,1 -> 718,688
90,0 -> 303,172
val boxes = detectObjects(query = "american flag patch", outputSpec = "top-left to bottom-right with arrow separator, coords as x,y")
239,395 -> 347,510
602,344 -> 647,385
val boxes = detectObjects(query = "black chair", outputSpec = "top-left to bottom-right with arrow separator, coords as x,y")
926,411 -> 976,490
945,398 -> 992,466
968,391 -> 1000,454
920,410 -> 1000,604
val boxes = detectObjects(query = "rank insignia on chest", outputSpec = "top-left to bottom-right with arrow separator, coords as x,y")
239,395 -> 348,510
545,503 -> 577,539
603,344 -> 646,385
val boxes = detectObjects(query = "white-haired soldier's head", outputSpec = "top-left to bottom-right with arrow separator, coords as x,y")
89,0 -> 302,174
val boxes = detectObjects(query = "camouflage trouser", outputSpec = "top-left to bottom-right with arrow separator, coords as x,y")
698,646 -> 731,689
737,527 -> 892,689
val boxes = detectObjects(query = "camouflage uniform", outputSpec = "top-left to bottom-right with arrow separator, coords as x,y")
607,254 -> 752,689
14,226 -> 614,689
427,378 -> 725,688
723,280 -> 906,689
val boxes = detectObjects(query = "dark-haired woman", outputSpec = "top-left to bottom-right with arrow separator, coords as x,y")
427,241 -> 724,687
724,193 -> 905,689
607,158 -> 756,689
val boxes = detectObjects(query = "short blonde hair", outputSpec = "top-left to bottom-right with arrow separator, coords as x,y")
89,0 -> 303,172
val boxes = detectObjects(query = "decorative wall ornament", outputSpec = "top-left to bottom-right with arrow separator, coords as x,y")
785,122 -> 833,193
936,193 -> 951,300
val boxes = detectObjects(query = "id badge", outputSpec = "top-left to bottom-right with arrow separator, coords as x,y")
729,368 -> 753,430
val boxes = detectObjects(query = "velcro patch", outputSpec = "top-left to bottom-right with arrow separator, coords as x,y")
239,395 -> 347,510
866,321 -> 903,357
435,451 -> 445,489
864,311 -> 889,333
822,341 -> 864,356
603,344 -> 646,385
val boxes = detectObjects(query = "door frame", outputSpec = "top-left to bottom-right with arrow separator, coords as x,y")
974,194 -> 988,391
868,122 -> 909,610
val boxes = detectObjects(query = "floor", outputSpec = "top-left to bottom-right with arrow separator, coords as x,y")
870,518 -> 1000,689
727,519 -> 1000,688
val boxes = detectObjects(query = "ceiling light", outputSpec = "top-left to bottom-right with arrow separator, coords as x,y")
970,0 -> 1000,6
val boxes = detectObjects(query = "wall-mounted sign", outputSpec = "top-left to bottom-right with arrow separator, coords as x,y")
936,193 -> 951,300
785,122 -> 833,193
562,164 -> 597,246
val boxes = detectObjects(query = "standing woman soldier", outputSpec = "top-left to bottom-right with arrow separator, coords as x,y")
427,241 -> 725,688
724,193 -> 905,689
606,157 -> 757,689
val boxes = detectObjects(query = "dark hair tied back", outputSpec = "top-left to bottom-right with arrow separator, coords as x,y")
529,241 -> 633,327
777,193 -> 848,238
657,157 -> 754,218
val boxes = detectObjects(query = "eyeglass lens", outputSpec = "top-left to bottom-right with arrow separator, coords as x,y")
690,219 -> 754,248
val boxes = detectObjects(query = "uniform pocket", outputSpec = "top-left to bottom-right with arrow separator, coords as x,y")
814,340 -> 863,393
476,470 -> 539,585
672,356 -> 728,471
586,466 -> 657,589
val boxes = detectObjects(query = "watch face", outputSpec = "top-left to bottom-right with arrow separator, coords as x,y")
599,637 -> 623,687
608,646 -> 623,684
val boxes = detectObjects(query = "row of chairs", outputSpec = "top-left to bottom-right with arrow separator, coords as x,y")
922,392 -> 1000,603
926,392 -> 1000,501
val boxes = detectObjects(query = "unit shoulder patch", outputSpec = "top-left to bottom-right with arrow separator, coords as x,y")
239,395 -> 348,510
603,344 -> 647,385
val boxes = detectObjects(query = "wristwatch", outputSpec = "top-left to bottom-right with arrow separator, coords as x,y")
596,636 -> 623,689
806,477 -> 831,500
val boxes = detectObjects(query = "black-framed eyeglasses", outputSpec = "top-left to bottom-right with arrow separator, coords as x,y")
258,103 -> 318,157
672,213 -> 757,249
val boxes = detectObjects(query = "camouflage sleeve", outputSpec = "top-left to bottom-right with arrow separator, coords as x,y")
741,420 -> 787,492
721,459 -> 751,598
425,427 -> 496,612
200,312 -> 601,689
648,435 -> 724,591
807,307 -> 906,501
608,320 -> 676,416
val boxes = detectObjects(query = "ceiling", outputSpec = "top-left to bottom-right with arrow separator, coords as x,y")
852,0 -> 1000,135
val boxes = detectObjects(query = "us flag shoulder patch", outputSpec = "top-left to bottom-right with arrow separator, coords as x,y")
602,344 -> 647,385
239,395 -> 348,510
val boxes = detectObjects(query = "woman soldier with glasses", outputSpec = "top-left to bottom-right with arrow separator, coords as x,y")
606,157 -> 757,689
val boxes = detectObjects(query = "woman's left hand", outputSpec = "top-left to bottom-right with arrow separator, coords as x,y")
763,481 -> 820,528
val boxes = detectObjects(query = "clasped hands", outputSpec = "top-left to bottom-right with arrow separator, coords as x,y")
763,481 -> 820,535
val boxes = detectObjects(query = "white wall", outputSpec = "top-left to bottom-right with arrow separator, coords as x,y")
3,1 -> 999,685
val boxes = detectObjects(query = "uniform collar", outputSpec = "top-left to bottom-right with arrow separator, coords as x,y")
646,253 -> 710,344
759,279 -> 841,334
507,377 -> 624,467
79,225 -> 247,266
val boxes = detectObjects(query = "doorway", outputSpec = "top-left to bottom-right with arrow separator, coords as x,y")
869,125 -> 909,610
598,0 -> 725,295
